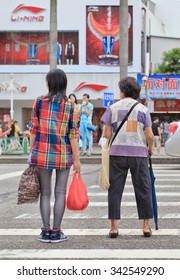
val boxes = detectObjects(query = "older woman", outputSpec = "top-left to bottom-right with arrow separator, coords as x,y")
101,76 -> 154,238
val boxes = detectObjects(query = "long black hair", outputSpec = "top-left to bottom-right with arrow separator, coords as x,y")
68,93 -> 78,104
46,69 -> 68,102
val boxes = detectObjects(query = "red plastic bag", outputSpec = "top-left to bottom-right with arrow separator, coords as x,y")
66,172 -> 89,210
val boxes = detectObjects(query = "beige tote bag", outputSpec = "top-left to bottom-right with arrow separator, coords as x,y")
99,139 -> 110,190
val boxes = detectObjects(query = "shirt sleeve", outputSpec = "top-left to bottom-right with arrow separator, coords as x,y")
28,99 -> 39,135
144,110 -> 152,128
87,103 -> 93,111
68,103 -> 79,139
101,107 -> 112,126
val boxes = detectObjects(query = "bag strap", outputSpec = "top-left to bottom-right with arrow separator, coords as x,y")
110,101 -> 139,145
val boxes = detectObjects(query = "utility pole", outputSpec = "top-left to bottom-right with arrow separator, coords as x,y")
119,0 -> 128,79
50,0 -> 57,70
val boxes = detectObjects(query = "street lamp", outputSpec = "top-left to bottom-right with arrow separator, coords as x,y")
5,73 -> 20,120
142,75 -> 148,107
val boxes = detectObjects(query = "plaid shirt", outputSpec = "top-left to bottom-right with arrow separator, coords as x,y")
29,95 -> 78,170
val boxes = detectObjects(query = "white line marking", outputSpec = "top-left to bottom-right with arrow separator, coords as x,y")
88,192 -> 180,197
0,228 -> 180,236
0,249 -> 180,259
127,174 -> 180,177
80,202 -> 180,207
0,171 -> 23,181
89,185 -> 180,189
14,213 -> 180,219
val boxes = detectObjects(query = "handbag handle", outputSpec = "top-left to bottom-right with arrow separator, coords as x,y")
111,101 -> 139,145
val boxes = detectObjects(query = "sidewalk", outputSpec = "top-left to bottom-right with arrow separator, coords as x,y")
0,145 -> 179,164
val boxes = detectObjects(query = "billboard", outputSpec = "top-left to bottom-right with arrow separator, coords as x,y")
86,6 -> 133,66
138,74 -> 180,99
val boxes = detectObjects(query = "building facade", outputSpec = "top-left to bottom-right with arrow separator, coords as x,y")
0,0 -> 141,130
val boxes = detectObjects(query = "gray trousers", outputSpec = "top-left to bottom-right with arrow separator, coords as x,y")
38,168 -> 70,229
108,156 -> 153,220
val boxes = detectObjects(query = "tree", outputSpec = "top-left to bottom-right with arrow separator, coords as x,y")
119,0 -> 128,79
50,0 -> 57,70
154,48 -> 180,74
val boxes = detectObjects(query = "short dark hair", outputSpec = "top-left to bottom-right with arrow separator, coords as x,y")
153,116 -> 159,122
83,93 -> 90,99
118,76 -> 141,100
68,93 -> 78,104
46,69 -> 67,102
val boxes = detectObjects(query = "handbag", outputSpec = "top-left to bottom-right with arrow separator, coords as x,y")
17,165 -> 40,204
99,102 -> 139,190
66,172 -> 89,210
86,123 -> 97,132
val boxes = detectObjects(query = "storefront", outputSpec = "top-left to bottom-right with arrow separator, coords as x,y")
138,74 -> 180,121
0,0 -> 141,130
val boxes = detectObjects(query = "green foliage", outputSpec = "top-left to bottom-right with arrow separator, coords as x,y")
154,48 -> 180,74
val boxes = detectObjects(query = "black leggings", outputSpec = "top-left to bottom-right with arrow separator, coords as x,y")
38,168 -> 70,229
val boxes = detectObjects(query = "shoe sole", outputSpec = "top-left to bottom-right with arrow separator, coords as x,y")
38,238 -> 51,243
50,237 -> 68,243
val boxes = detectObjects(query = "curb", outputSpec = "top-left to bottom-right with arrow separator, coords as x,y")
0,155 -> 179,164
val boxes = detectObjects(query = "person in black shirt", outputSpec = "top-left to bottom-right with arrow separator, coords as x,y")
152,117 -> 161,155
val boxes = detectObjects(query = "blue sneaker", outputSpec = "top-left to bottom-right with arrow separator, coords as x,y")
38,228 -> 51,243
50,229 -> 68,243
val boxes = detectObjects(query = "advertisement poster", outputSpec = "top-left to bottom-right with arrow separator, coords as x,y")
0,31 -> 79,65
86,6 -> 133,66
138,74 -> 180,99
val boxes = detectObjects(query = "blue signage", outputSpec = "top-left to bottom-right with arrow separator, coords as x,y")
138,74 -> 180,99
103,92 -> 114,108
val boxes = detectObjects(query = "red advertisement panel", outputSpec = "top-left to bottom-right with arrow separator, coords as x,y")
86,6 -> 133,66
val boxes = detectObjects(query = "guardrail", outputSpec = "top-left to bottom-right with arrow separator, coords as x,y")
0,135 -> 30,155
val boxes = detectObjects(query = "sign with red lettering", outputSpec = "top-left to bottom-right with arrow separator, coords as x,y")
154,99 -> 180,112
138,74 -> 180,99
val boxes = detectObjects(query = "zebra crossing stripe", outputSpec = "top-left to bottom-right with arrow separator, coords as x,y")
0,171 -> 23,181
89,185 -> 180,189
14,213 -> 180,219
87,192 -> 180,197
0,249 -> 180,259
64,202 -> 180,207
0,228 -> 180,236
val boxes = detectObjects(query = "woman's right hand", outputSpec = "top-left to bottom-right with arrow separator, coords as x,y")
73,158 -> 81,173
148,147 -> 154,156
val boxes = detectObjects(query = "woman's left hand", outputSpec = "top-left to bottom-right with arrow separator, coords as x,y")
73,158 -> 81,173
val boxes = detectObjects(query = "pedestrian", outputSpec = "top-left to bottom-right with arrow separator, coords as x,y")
8,120 -> 16,142
162,120 -> 170,144
68,93 -> 81,148
28,69 -> 81,243
14,121 -> 20,138
101,76 -> 154,238
80,93 -> 94,156
152,116 -> 161,155
68,93 -> 81,115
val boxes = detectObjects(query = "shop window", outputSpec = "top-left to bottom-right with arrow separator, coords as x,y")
15,44 -> 20,52
0,31 -> 79,65
5,44 -> 10,52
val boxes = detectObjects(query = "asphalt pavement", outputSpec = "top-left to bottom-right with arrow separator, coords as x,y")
0,161 -> 180,260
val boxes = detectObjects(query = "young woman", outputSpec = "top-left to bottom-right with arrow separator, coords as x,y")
29,69 -> 81,243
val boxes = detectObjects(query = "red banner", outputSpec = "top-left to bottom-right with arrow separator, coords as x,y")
154,99 -> 180,112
